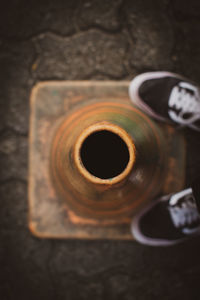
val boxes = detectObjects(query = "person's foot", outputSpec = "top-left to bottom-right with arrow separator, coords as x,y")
131,188 -> 200,246
129,71 -> 200,131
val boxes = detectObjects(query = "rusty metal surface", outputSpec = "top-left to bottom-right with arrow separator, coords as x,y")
29,81 -> 186,239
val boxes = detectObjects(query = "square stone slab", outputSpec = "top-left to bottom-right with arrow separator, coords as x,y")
29,81 -> 185,239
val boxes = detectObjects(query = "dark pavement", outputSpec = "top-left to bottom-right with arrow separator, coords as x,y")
1,1 -> 200,299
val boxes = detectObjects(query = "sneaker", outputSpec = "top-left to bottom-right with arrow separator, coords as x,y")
129,71 -> 200,131
131,188 -> 200,246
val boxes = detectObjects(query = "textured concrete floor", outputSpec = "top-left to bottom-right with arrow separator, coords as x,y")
1,0 -> 200,299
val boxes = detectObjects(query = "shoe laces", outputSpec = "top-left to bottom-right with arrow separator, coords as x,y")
168,192 -> 200,229
168,82 -> 200,129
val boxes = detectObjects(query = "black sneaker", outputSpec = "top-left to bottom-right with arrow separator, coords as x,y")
129,71 -> 200,131
131,188 -> 200,246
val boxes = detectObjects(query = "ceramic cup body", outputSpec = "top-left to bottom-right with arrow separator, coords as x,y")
51,100 -> 167,220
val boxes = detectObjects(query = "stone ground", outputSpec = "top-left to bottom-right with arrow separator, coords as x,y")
1,0 -> 200,299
